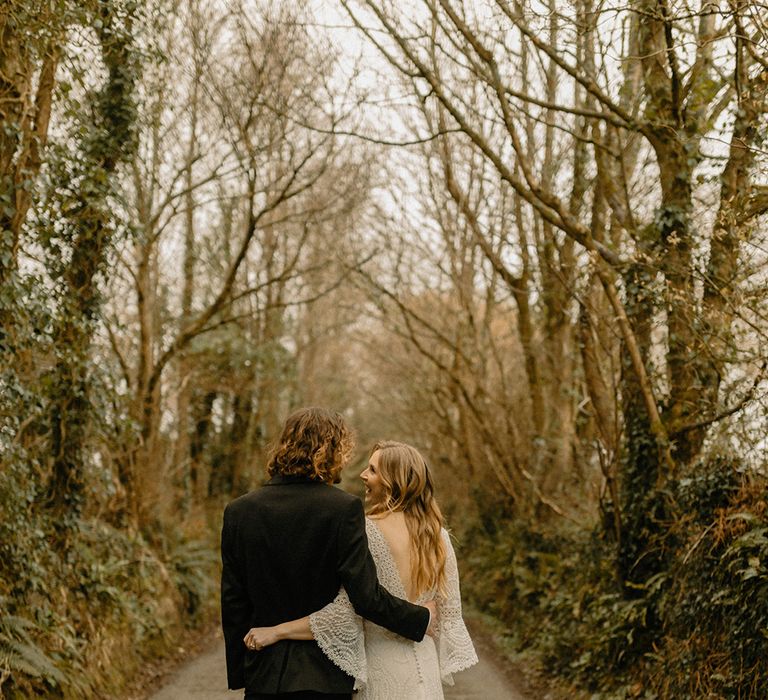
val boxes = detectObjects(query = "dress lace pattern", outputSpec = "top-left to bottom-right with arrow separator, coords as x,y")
309,519 -> 478,699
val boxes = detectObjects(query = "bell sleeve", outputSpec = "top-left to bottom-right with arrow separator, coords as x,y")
436,529 -> 478,685
309,587 -> 368,690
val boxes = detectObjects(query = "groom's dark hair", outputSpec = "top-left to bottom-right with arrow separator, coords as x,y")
267,407 -> 354,484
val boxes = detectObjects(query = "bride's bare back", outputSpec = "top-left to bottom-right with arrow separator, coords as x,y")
369,512 -> 416,600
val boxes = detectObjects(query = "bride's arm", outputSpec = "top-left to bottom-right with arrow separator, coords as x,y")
436,529 -> 478,684
243,617 -> 312,649
243,588 -> 368,688
310,588 -> 367,686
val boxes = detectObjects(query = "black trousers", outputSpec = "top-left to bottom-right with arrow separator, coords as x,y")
244,693 -> 352,700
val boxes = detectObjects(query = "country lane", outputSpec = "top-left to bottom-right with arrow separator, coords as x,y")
147,629 -> 528,700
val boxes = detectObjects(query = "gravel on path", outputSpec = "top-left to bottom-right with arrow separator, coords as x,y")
148,631 -> 527,700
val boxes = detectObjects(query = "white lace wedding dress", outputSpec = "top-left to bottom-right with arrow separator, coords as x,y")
309,519 -> 478,699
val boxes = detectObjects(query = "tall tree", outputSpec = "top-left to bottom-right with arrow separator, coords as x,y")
41,0 -> 140,520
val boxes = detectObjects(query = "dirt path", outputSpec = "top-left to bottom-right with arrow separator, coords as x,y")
148,629 -> 529,700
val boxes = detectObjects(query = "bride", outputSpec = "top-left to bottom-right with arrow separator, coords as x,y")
243,440 -> 478,698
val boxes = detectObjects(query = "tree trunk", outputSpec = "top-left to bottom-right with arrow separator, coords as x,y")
190,390 -> 217,502
46,4 -> 137,520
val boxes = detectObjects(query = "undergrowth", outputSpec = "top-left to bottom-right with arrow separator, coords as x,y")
0,510 -> 219,699
457,465 -> 768,699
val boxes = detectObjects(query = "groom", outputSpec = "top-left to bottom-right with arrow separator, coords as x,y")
221,407 -> 434,699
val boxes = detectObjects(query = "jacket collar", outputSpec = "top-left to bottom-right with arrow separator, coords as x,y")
266,474 -> 325,486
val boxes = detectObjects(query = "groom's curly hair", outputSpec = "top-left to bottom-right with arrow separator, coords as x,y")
267,407 -> 355,484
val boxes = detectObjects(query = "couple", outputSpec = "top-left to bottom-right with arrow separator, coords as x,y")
221,407 -> 477,699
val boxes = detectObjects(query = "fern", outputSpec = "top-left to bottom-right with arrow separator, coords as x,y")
0,614 -> 65,689
167,539 -> 218,619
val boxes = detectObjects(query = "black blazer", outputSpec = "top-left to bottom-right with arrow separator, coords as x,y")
220,474 -> 430,694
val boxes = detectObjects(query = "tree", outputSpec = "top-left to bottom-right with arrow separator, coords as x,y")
96,0 -> 377,525
0,1 -> 60,287
342,0 -> 768,583
23,0 -> 141,522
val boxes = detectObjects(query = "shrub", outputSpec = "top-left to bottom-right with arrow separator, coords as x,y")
0,515 -> 218,699
457,466 -> 768,698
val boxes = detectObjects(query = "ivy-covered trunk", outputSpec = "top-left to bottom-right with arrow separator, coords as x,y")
45,0 -> 139,520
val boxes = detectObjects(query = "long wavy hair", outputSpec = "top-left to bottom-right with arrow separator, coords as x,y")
367,440 -> 447,597
267,407 -> 354,484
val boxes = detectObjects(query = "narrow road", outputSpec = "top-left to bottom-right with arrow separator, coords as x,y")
148,631 -> 528,699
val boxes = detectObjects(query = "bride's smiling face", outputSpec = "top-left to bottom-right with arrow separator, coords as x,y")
360,450 -> 385,506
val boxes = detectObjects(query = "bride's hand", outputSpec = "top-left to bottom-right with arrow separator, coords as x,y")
243,627 -> 279,651
424,599 -> 438,637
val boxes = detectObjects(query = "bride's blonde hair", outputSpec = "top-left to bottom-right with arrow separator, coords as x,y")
367,441 -> 447,597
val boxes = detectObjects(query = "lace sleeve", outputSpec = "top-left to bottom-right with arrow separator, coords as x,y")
309,587 -> 367,689
437,529 -> 478,685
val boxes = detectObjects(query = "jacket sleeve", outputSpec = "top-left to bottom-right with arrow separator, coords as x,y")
336,497 -> 429,642
220,503 -> 251,690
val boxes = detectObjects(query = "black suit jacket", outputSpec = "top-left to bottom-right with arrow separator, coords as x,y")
220,474 -> 430,693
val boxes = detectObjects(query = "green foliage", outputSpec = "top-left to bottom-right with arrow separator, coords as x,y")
165,537 -> 220,620
0,273 -> 214,699
0,4 -> 219,692
460,464 -> 768,698
0,280 -> 57,595
650,476 -> 768,698
0,515 -> 218,698
0,611 -> 66,693
675,457 -> 741,523
460,510 -> 656,693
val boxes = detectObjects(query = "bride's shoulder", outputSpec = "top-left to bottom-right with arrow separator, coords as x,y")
364,518 -> 388,553
364,514 -> 388,530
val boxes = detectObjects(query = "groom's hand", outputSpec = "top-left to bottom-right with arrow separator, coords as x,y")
424,600 -> 438,638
